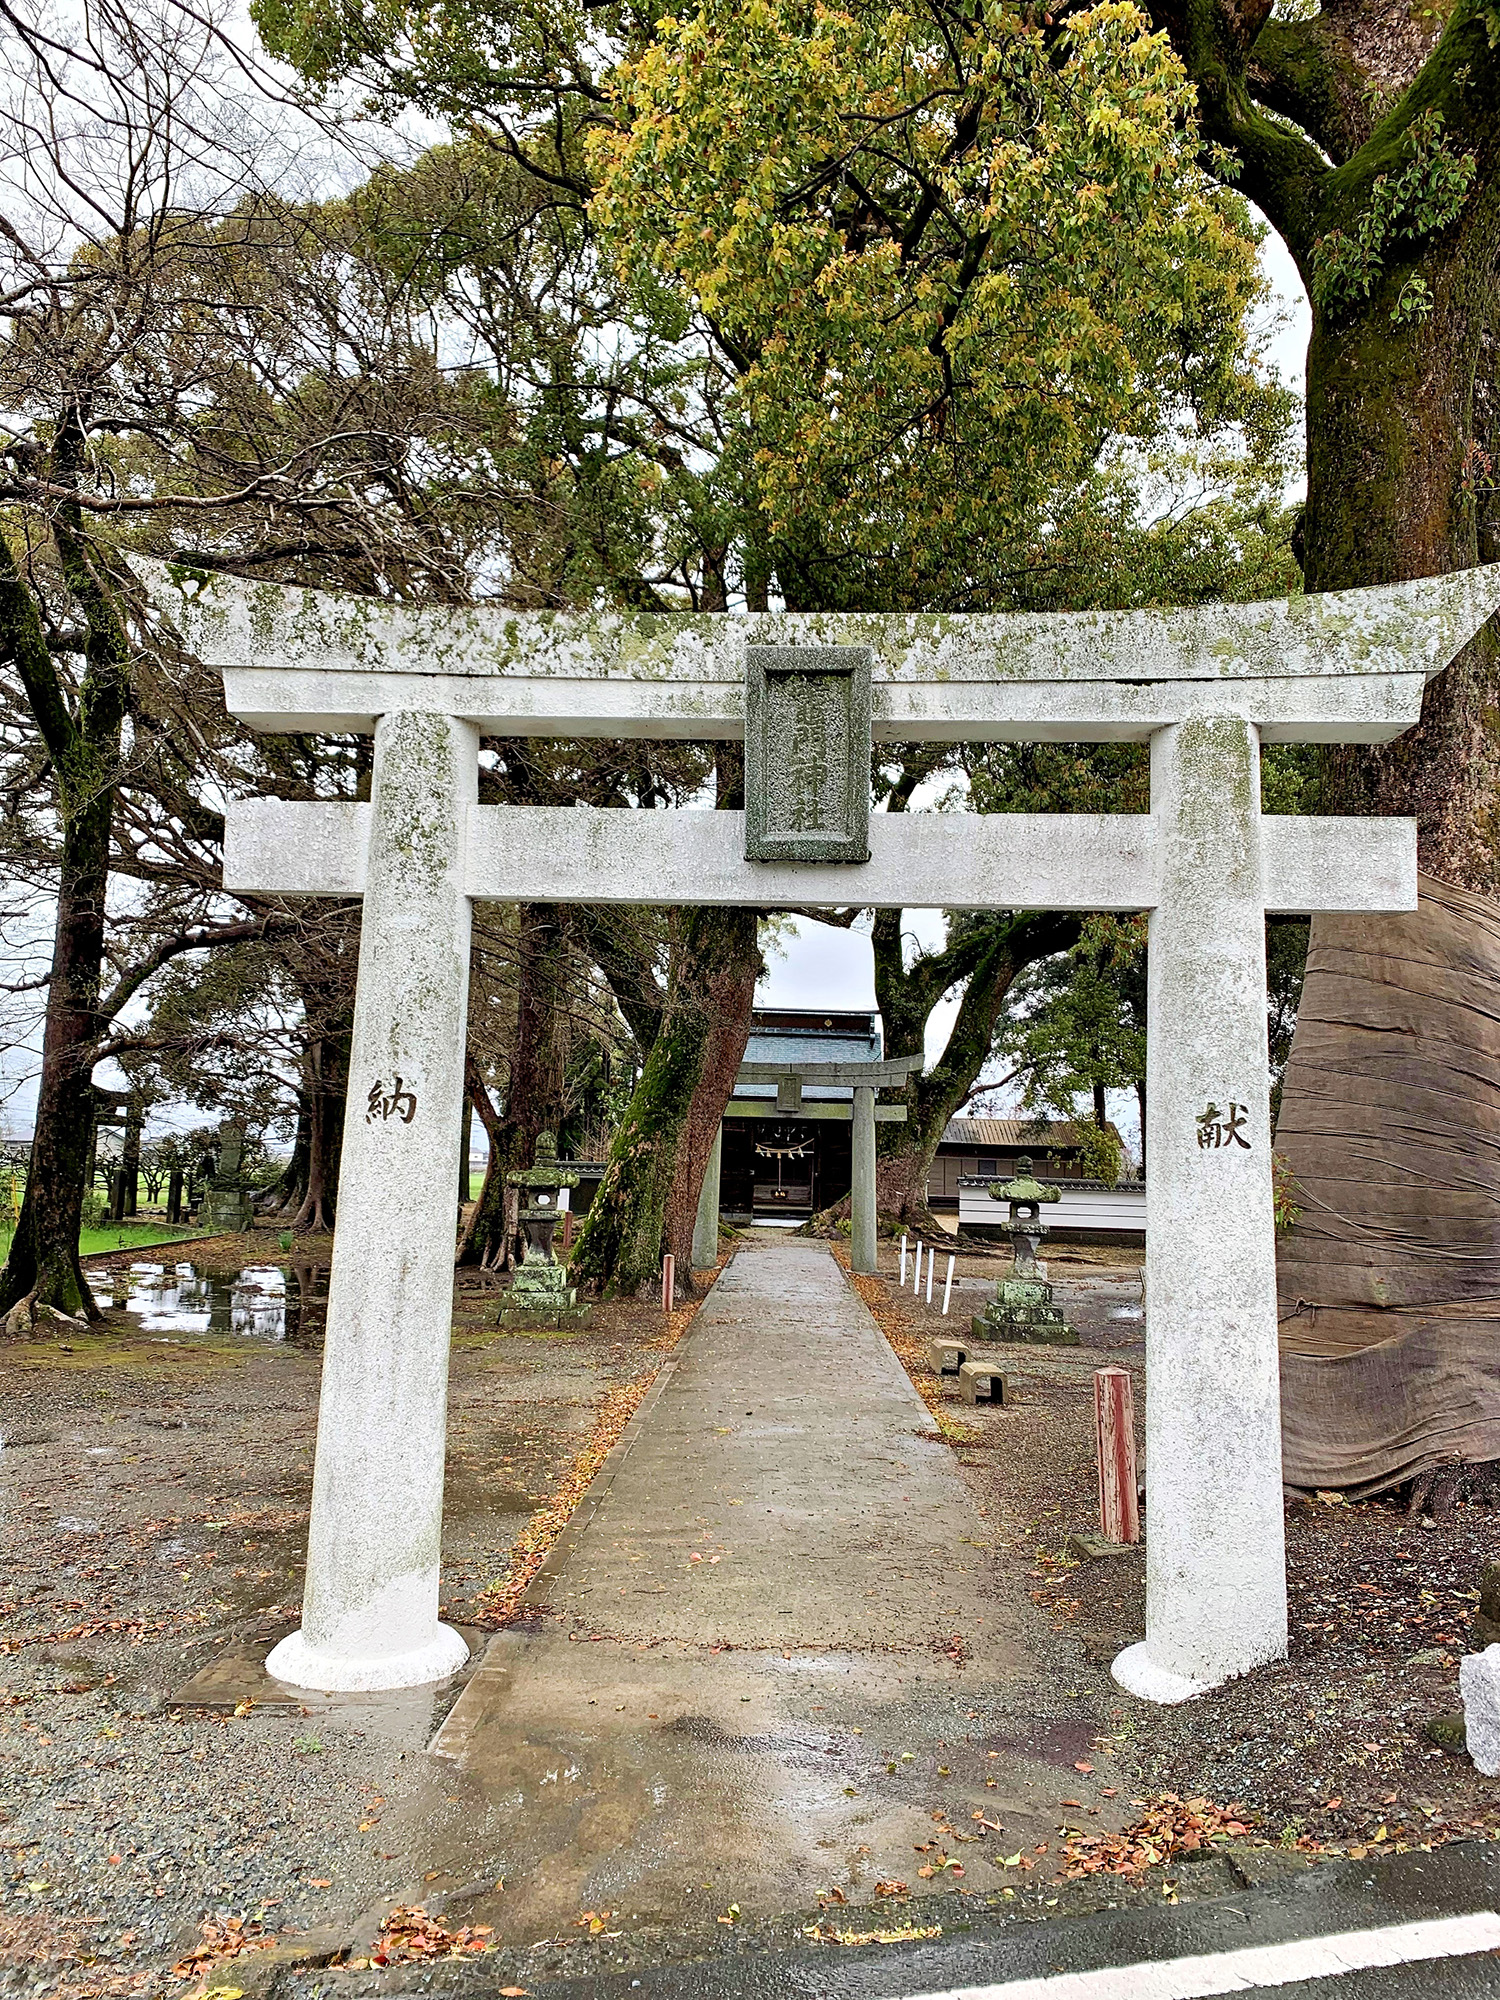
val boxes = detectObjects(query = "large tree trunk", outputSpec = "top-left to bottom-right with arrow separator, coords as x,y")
0,527 -> 127,1321
288,1028 -> 349,1231
1276,874 -> 1500,1492
459,902 -> 569,1267
2,826 -> 112,1318
275,1097 -> 313,1216
661,906 -> 758,1289
1307,270 -> 1500,890
571,901 -> 760,1297
1275,263 -> 1500,1487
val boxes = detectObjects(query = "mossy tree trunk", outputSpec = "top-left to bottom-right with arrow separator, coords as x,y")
285,1026 -> 350,1230
1152,0 -> 1500,866
661,903 -> 758,1288
1305,281 -> 1500,878
1151,0 -> 1500,1452
570,749 -> 758,1297
572,897 -> 760,1298
0,525 -> 128,1320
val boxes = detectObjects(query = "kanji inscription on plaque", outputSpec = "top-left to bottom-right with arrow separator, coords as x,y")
744,644 -> 871,863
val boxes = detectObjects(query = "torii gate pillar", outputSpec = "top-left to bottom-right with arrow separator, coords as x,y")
1120,715 -> 1284,1700
142,560 -> 1500,1701
269,712 -> 477,1692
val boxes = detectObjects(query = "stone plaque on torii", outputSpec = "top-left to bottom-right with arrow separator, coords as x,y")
139,559 -> 1500,1705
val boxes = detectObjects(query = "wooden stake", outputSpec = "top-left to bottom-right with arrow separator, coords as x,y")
662,1252 -> 674,1314
942,1253 -> 956,1316
899,1235 -> 908,1286
1095,1367 -> 1140,1545
562,1206 -> 573,1253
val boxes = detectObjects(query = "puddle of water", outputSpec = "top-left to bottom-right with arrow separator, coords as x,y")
83,1261 -> 329,1344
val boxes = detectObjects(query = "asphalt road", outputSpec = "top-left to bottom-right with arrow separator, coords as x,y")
501,1842 -> 1500,2000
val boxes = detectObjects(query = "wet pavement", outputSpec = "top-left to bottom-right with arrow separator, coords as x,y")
333,1841 -> 1500,1998
415,1241 -> 1118,1942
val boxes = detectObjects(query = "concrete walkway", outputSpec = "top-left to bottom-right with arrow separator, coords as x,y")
418,1243 -> 1101,1938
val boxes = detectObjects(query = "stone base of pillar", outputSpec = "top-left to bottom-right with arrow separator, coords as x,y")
1110,1641 -> 1212,1706
266,1623 -> 470,1694
204,1190 -> 254,1234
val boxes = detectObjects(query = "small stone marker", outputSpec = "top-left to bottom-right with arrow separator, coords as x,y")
958,1359 -> 1006,1406
929,1335 -> 968,1376
204,1119 -> 254,1234
1068,1532 -> 1135,1562
1460,1644 -> 1500,1776
1471,1563 -> 1500,1651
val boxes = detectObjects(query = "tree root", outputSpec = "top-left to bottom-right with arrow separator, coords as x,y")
1404,1459 -> 1500,1522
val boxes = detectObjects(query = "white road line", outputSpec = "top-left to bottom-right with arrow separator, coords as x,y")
892,1910 -> 1500,2000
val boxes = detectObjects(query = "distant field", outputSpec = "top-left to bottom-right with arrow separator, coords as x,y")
78,1222 -> 205,1257
0,1219 -> 206,1261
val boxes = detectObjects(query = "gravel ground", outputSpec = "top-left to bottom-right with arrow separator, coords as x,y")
5,1230 -> 1497,1999
866,1249 -> 1500,1865
0,1232 -> 693,1999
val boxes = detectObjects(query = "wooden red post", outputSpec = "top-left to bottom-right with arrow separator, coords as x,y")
1095,1367 -> 1140,1545
562,1206 -> 573,1253
662,1252 -> 674,1313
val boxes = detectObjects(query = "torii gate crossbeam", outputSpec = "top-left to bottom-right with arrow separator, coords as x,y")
141,562 -> 1500,1709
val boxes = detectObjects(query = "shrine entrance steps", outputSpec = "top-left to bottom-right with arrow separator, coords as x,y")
419,1240 -> 1083,1938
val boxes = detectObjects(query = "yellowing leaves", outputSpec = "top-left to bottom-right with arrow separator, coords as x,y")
588,0 -> 1266,595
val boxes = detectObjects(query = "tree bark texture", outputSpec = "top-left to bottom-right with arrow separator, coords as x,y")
0,529 -> 129,1319
1276,873 -> 1500,1491
661,905 -> 759,1288
571,901 -> 760,1297
1148,0 -> 1500,1486
460,902 -> 569,1267
286,1026 -> 350,1230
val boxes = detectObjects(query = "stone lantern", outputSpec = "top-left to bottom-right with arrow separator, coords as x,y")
502,1131 -> 585,1324
971,1156 -> 1077,1345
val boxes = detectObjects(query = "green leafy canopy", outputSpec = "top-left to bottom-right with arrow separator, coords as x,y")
588,0 -> 1287,603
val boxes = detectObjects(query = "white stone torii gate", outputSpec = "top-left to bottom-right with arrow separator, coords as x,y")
141,561 -> 1500,1707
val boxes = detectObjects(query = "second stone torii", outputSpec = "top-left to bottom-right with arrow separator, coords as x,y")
725,1052 -> 924,1272
141,560 -> 1500,1707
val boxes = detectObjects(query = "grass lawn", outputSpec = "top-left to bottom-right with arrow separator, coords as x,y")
78,1221 -> 207,1256
0,1219 -> 208,1262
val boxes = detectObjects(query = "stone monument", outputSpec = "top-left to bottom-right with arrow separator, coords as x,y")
203,1120 -> 254,1234
971,1157 -> 1078,1345
500,1132 -> 585,1325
